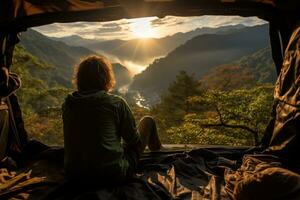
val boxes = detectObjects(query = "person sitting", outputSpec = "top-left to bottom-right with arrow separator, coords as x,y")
62,55 -> 162,184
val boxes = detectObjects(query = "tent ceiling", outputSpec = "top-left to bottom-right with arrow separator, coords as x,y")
1,0 -> 297,32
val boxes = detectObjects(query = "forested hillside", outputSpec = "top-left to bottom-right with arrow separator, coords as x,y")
13,45 -> 70,145
201,48 -> 276,90
21,29 -> 93,86
20,29 -> 132,89
236,47 -> 276,83
130,24 -> 269,96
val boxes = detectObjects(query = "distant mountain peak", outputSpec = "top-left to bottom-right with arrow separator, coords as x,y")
50,34 -> 84,40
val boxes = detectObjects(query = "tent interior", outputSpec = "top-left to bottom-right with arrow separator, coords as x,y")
0,0 -> 300,199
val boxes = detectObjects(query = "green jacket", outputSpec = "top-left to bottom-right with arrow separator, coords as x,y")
62,90 -> 140,182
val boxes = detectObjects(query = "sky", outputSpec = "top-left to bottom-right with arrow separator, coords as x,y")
34,15 -> 266,41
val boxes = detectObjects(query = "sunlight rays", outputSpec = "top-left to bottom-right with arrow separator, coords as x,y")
130,18 -> 157,39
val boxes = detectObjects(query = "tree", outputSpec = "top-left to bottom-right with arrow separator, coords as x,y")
188,85 -> 274,145
152,71 -> 202,124
149,71 -> 203,143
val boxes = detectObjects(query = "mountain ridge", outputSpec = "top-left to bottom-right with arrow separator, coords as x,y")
49,24 -> 248,65
130,24 -> 270,97
20,29 -> 132,88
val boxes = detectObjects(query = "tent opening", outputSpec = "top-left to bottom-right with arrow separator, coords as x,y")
14,15 -> 275,148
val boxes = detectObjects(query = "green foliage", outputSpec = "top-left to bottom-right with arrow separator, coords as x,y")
148,68 -> 274,146
152,71 -> 202,125
11,44 -> 275,147
12,45 -> 71,146
161,85 -> 274,145
150,71 -> 204,143
167,116 -> 248,145
201,65 -> 256,91
237,48 -> 276,83
24,111 -> 64,146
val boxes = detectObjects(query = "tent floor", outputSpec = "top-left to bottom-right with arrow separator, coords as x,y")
1,144 -> 299,200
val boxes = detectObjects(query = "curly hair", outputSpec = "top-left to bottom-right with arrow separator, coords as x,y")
73,55 -> 116,92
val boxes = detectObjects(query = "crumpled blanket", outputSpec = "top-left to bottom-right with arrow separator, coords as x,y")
0,168 -> 45,200
224,155 -> 300,200
0,147 -> 299,200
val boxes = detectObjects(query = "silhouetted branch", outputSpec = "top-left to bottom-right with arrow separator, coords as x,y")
200,105 -> 259,145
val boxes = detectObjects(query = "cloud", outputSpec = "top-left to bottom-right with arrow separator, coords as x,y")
151,16 -> 188,27
149,16 -> 266,37
188,16 -> 265,28
33,21 -> 132,40
151,18 -> 169,27
33,15 -> 266,40
101,22 -> 130,28
101,23 -> 119,28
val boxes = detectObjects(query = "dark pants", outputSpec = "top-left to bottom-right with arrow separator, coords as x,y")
124,116 -> 161,177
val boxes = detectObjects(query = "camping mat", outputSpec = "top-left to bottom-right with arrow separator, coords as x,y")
0,147 -> 299,200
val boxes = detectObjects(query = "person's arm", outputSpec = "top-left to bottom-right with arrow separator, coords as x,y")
119,98 -> 140,146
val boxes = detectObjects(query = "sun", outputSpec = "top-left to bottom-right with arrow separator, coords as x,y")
131,18 -> 156,39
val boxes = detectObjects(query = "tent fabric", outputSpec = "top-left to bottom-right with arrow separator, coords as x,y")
1,147 -> 300,200
0,0 -> 107,30
261,24 -> 300,163
225,155 -> 300,200
0,1 -> 299,199
0,147 -> 246,200
0,33 -> 19,69
0,0 -> 282,32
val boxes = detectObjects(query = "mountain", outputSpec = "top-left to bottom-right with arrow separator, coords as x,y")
20,29 -> 94,86
50,35 -> 98,47
113,63 -> 132,88
51,24 -> 247,65
13,45 -> 56,89
20,29 -> 132,88
201,48 -> 276,91
235,47 -> 276,83
130,24 -> 270,97
12,45 -> 71,113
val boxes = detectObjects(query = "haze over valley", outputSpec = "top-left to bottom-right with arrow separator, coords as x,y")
20,21 -> 275,106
